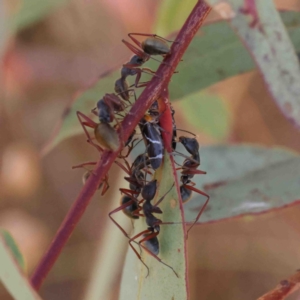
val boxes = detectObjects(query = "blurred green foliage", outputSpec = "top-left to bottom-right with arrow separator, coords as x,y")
0,229 -> 25,271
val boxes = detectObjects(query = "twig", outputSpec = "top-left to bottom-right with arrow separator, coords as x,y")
30,0 -> 211,290
257,271 -> 300,300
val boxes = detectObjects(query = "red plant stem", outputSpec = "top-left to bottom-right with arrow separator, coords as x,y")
30,0 -> 211,290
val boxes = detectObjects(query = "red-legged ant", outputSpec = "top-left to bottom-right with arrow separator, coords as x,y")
77,88 -> 138,152
76,111 -> 119,152
178,136 -> 210,233
121,55 -> 158,89
92,93 -> 127,124
109,154 -> 151,238
128,180 -> 178,277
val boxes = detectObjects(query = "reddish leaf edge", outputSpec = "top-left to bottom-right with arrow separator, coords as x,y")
188,198 -> 300,226
159,89 -> 189,288
30,0 -> 211,290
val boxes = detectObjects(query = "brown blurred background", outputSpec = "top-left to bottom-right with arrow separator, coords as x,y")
1,0 -> 300,299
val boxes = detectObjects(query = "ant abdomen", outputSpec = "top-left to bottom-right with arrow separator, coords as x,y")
115,78 -> 130,101
94,123 -> 119,151
97,100 -> 112,123
143,234 -> 159,255
121,195 -> 139,219
142,37 -> 171,56
180,185 -> 193,203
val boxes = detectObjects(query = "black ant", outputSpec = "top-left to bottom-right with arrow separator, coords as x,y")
128,180 -> 178,277
109,154 -> 151,238
76,87 -> 138,152
120,55 -> 158,89
178,136 -> 210,233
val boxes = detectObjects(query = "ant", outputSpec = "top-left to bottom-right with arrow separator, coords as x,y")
76,88 -> 138,152
109,154 -> 152,238
120,33 -> 177,89
120,55 -> 158,89
92,93 -> 127,124
178,136 -> 210,233
76,111 -> 119,152
127,180 -> 178,277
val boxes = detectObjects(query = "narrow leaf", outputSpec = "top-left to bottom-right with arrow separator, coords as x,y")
119,153 -> 188,300
0,233 -> 42,300
206,0 -> 300,127
154,2 -> 300,99
0,229 -> 25,271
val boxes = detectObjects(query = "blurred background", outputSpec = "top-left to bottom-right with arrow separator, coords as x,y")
1,0 -> 300,299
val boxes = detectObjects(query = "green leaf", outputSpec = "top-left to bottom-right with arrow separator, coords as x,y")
0,229 -> 25,271
205,0 -> 300,127
176,91 -> 230,139
119,153 -> 188,300
0,231 -> 42,300
8,0 -> 69,32
182,145 -> 299,223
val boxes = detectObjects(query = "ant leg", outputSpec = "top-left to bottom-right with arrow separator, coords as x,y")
138,232 -> 178,277
108,196 -> 139,238
130,81 -> 150,89
77,111 -> 103,152
176,128 -> 197,136
119,138 -> 139,159
72,161 -> 97,169
128,33 -> 177,44
100,175 -> 109,195
181,168 -> 206,176
183,184 -> 210,234
114,160 -> 131,175
154,183 -> 175,207
120,188 -> 140,197
122,39 -> 148,60
129,229 -> 151,277
171,151 -> 201,165
91,107 -> 98,117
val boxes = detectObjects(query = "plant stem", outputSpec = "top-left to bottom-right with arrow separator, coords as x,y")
30,0 -> 211,290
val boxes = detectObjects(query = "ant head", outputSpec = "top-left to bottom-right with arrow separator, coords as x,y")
130,55 -> 146,65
